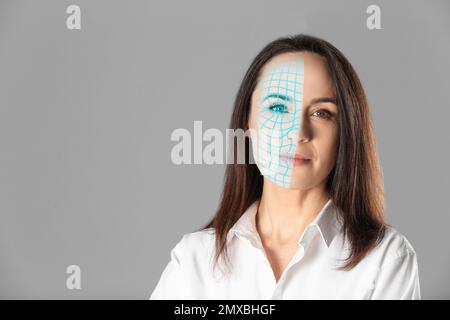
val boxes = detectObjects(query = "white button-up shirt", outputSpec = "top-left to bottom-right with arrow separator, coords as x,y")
150,199 -> 421,299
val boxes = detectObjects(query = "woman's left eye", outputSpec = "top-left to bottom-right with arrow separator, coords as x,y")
268,104 -> 288,113
312,109 -> 332,119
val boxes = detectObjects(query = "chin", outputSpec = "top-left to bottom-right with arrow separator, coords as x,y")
287,179 -> 316,190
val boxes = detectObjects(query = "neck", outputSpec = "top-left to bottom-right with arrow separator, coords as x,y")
256,177 -> 330,245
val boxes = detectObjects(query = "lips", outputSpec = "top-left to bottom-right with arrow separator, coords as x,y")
293,154 -> 310,160
280,153 -> 311,160
279,154 -> 311,166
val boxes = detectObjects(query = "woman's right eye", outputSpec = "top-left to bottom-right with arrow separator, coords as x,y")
268,104 -> 288,113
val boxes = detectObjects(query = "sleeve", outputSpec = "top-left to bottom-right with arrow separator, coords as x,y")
370,250 -> 421,300
149,234 -> 188,300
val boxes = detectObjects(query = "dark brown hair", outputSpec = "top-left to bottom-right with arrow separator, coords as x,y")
199,34 -> 387,273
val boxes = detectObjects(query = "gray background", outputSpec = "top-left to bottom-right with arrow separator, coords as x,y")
0,0 -> 449,299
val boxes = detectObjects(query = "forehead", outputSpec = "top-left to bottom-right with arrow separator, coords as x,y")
260,52 -> 305,75
256,51 -> 334,97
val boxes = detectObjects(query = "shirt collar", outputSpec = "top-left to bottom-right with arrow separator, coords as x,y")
226,198 -> 342,249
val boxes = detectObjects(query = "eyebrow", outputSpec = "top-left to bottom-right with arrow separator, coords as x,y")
263,93 -> 292,102
309,97 -> 337,105
263,94 -> 337,107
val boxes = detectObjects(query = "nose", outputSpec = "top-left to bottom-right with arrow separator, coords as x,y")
287,116 -> 311,144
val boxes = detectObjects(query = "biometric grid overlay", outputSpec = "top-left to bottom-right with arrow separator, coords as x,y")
253,59 -> 305,188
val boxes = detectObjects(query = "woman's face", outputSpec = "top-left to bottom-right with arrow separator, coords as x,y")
249,51 -> 339,190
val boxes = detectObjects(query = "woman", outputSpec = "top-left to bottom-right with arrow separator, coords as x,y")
150,34 -> 421,299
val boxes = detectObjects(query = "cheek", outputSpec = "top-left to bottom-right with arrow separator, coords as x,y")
256,111 -> 299,155
317,126 -> 339,166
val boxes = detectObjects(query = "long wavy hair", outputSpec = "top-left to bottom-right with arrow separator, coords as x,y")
198,34 -> 387,274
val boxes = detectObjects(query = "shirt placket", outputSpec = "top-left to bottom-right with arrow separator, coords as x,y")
270,244 -> 306,299
270,228 -> 318,299
235,233 -> 276,298
239,230 -> 311,300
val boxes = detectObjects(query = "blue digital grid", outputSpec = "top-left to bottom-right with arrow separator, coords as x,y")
256,61 -> 304,188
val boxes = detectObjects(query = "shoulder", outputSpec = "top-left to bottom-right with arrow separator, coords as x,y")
150,228 -> 217,299
171,228 -> 216,260
367,225 -> 421,299
370,225 -> 418,266
178,227 -> 216,247
380,225 -> 416,256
